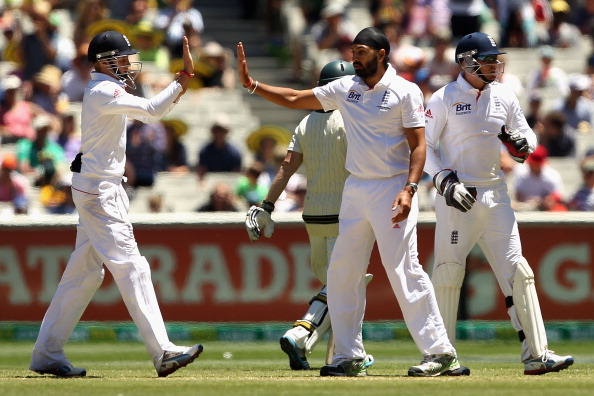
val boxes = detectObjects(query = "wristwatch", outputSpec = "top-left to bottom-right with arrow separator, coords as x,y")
405,182 -> 418,195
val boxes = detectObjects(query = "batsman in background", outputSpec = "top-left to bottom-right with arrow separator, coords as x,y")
245,60 -> 373,370
424,32 -> 574,375
239,27 -> 466,378
30,31 -> 202,377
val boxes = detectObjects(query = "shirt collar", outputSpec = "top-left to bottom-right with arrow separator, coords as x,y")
91,71 -> 126,88
456,72 -> 493,94
354,64 -> 397,89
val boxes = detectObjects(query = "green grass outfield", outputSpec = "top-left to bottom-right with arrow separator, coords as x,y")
1,339 -> 593,396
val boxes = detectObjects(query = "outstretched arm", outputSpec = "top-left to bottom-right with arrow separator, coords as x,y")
237,42 -> 323,110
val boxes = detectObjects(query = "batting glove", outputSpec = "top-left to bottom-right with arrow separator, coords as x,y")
434,169 -> 477,213
498,125 -> 529,163
245,201 -> 275,241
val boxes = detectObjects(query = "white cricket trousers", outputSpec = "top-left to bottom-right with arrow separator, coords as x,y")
30,177 -> 174,371
433,181 -> 531,360
327,174 -> 455,360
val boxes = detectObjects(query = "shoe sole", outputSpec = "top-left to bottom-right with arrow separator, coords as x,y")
33,367 -> 87,377
320,367 -> 368,377
524,357 -> 574,375
279,336 -> 310,370
158,344 -> 203,378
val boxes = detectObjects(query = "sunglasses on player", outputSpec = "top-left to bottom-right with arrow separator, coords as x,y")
476,55 -> 499,63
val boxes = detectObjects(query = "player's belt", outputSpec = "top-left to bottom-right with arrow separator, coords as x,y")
302,214 -> 339,224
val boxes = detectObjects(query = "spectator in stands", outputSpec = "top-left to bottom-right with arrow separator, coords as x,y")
16,114 -> 64,178
246,124 -> 292,187
196,114 -> 242,182
125,119 -> 167,188
236,161 -> 268,208
553,74 -> 593,133
572,0 -> 594,35
125,0 -> 157,26
0,7 -> 21,64
160,118 -> 189,173
498,0 -> 537,48
513,145 -> 567,211
54,112 -> 81,164
309,1 -> 357,77
538,0 -> 581,48
275,173 -> 308,212
73,0 -> 110,47
154,0 -> 204,59
0,153 -> 29,215
448,0 -> 485,40
568,155 -> 594,211
19,0 -> 75,80
525,92 -> 543,129
426,30 -> 459,85
61,43 -> 93,103
31,64 -> 67,115
0,75 -> 45,143
39,171 -> 76,215
129,21 -> 168,66
526,45 -> 569,99
537,110 -> 576,157
196,182 -> 239,211
193,41 -> 235,89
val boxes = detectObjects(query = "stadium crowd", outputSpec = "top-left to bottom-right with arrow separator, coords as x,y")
1,0 -> 594,217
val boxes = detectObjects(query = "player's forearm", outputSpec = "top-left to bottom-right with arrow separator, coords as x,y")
408,145 -> 426,184
248,80 -> 318,110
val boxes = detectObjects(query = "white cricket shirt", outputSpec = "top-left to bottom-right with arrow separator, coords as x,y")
424,73 -> 537,186
78,72 -> 182,181
313,65 -> 425,179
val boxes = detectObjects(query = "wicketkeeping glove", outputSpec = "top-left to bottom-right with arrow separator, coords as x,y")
498,125 -> 529,163
433,169 -> 477,213
245,201 -> 275,241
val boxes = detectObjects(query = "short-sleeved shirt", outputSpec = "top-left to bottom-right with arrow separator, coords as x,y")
313,65 -> 425,179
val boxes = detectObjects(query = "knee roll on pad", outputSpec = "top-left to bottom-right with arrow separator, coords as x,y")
510,257 -> 547,359
432,263 -> 465,345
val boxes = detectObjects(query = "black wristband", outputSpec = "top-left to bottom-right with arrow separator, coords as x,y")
260,200 -> 275,213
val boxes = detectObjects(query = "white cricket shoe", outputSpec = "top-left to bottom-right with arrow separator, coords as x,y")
523,350 -> 574,375
279,335 -> 310,370
408,354 -> 464,377
157,344 -> 203,377
319,354 -> 374,377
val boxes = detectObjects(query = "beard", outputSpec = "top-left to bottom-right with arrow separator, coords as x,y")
354,53 -> 379,79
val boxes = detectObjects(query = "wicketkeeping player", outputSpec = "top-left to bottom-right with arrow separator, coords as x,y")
238,27 -> 467,377
245,60 -> 373,370
29,31 -> 202,377
424,32 -> 574,375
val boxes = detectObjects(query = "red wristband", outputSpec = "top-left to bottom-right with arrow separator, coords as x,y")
180,70 -> 193,78
243,77 -> 253,88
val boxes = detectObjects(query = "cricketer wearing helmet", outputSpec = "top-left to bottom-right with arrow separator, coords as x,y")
246,60 -> 375,370
424,32 -> 574,375
30,31 -> 202,378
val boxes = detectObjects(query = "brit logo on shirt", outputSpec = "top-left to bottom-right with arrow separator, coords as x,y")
114,89 -> 122,97
452,102 -> 471,115
346,90 -> 361,103
425,109 -> 433,118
